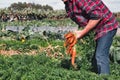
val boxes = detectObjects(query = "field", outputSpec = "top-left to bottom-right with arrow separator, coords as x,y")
0,18 -> 120,80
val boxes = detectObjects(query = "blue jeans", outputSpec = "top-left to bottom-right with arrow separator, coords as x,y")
95,29 -> 117,74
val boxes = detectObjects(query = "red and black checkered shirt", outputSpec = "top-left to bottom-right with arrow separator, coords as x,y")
64,0 -> 119,40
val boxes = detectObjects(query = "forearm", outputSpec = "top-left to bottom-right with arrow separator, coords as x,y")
80,19 -> 101,37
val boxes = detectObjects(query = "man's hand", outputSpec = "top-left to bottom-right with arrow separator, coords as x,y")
74,30 -> 83,39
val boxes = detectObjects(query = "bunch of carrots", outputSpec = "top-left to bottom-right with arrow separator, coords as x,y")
64,32 -> 77,68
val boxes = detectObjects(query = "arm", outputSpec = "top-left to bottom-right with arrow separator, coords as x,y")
75,19 -> 101,39
75,0 -> 103,39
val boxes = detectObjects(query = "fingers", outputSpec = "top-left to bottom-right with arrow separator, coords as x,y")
74,30 -> 82,39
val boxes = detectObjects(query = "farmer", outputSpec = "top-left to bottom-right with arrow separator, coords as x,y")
62,0 -> 119,75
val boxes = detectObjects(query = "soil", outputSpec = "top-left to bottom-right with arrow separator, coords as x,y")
0,50 -> 37,56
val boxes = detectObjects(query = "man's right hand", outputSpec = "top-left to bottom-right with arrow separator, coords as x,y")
74,30 -> 83,39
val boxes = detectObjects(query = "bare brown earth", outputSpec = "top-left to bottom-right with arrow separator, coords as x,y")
0,45 -> 64,59
0,50 -> 37,56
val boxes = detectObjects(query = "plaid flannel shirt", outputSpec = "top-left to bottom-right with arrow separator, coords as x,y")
64,0 -> 119,40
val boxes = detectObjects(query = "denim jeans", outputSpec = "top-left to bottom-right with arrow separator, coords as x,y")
95,29 -> 117,74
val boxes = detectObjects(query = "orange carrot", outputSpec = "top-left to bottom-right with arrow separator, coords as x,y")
71,47 -> 76,66
66,46 -> 72,54
69,38 -> 77,47
64,32 -> 74,39
67,37 -> 75,44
